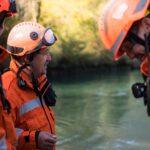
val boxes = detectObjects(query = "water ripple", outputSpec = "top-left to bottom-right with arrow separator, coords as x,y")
57,134 -> 80,145
84,134 -> 104,143
96,91 -> 127,97
116,138 -> 139,146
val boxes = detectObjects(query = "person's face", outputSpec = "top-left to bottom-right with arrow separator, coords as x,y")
30,48 -> 52,77
120,17 -> 150,61
121,41 -> 146,61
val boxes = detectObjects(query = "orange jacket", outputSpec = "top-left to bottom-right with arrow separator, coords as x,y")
2,60 -> 56,150
0,103 -> 18,150
0,77 -> 23,150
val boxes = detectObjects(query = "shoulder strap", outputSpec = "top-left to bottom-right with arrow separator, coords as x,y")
0,69 -> 11,113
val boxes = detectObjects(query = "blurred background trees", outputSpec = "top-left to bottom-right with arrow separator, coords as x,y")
1,0 -> 131,70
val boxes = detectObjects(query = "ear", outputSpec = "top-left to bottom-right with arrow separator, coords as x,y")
24,55 -> 31,63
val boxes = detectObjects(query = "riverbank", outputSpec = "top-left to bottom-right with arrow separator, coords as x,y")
47,64 -> 141,82
48,57 -> 140,76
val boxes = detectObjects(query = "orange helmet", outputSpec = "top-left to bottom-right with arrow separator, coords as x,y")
99,0 -> 149,60
0,0 -> 17,23
0,0 -> 16,13
7,21 -> 57,57
0,0 -> 17,61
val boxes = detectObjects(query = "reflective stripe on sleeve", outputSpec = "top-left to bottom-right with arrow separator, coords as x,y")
0,136 -> 7,150
19,98 -> 41,116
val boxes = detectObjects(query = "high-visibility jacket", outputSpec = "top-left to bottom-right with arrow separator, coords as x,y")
0,103 -> 18,150
2,60 -> 56,150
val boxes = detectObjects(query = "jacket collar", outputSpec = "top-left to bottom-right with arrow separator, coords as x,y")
10,60 -> 33,89
9,60 -> 47,89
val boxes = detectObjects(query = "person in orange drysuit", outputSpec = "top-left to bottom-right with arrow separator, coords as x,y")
99,0 -> 150,114
2,21 -> 57,150
0,0 -> 19,149
99,0 -> 150,62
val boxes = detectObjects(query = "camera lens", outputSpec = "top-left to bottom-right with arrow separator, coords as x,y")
132,83 -> 146,98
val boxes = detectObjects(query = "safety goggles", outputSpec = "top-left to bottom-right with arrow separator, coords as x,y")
31,28 -> 57,52
42,28 -> 57,46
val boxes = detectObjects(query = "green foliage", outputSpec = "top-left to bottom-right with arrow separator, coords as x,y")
0,0 -> 130,69
39,0 -> 105,68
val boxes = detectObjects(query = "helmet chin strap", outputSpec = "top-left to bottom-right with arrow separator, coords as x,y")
13,57 -> 36,85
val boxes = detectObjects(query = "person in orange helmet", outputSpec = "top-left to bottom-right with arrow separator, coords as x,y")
0,0 -> 19,149
99,0 -> 150,115
2,21 -> 57,150
99,0 -> 150,81
99,0 -> 150,61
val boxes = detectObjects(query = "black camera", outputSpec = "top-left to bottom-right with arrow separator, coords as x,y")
131,82 -> 146,98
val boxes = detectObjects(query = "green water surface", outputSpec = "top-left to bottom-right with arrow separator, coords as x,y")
52,69 -> 150,150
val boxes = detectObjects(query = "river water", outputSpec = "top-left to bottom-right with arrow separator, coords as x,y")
51,69 -> 150,150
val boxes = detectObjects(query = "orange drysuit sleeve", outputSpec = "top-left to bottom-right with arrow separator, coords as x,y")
10,107 -> 38,150
0,106 -> 17,150
2,72 -> 56,150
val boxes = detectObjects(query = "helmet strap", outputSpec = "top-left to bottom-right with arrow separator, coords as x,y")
16,63 -> 30,90
26,50 -> 40,62
0,65 -> 11,113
